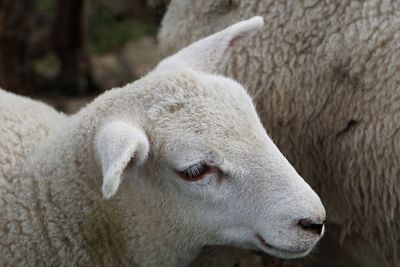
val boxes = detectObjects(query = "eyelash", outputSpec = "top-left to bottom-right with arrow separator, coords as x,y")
177,162 -> 212,181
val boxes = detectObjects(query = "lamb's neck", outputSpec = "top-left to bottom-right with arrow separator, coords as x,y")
29,118 -> 203,266
111,185 -> 205,266
30,143 -> 202,266
75,191 -> 203,266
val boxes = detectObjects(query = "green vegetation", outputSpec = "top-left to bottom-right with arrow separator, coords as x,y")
34,53 -> 60,78
87,0 -> 157,54
37,0 -> 157,54
37,0 -> 57,14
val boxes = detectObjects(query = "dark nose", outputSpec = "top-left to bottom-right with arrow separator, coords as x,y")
298,218 -> 324,235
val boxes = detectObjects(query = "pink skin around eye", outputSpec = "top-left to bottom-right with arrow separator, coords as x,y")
177,166 -> 221,182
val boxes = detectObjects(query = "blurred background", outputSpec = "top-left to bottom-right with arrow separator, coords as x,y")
0,0 -> 168,113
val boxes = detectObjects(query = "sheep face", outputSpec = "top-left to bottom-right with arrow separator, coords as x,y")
137,68 -> 326,259
95,17 -> 325,260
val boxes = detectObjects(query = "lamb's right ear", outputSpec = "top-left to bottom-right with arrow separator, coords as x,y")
156,16 -> 264,73
95,121 -> 149,199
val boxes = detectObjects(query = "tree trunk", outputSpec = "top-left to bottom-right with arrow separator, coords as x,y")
52,0 -> 99,96
0,0 -> 35,94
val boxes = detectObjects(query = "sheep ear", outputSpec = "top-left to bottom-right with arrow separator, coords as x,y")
95,121 -> 149,199
156,16 -> 264,73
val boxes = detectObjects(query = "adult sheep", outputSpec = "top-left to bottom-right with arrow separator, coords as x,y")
158,1 -> 400,266
0,18 -> 326,266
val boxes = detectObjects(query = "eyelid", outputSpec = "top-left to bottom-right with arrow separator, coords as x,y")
185,161 -> 208,176
176,161 -> 222,182
177,161 -> 205,173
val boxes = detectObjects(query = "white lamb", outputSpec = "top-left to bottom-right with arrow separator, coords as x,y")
158,1 -> 400,266
0,17 -> 325,266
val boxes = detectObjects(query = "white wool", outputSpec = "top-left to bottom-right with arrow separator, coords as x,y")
158,1 -> 400,266
0,89 -> 67,180
0,17 -> 325,266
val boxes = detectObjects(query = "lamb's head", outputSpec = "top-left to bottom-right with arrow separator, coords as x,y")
94,17 -> 325,260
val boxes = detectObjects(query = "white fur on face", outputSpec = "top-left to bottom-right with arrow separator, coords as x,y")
139,70 -> 326,259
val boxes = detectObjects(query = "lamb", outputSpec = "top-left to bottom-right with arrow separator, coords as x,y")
158,1 -> 400,266
0,17 -> 326,266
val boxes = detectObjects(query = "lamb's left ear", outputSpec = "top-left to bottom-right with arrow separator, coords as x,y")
156,16 -> 264,73
95,121 -> 149,199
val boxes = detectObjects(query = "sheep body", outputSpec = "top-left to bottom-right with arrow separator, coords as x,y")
0,89 -> 68,265
159,1 -> 400,266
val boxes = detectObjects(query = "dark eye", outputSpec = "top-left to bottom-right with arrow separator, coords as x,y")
176,162 -> 212,181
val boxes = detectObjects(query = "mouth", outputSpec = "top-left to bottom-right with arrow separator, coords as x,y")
255,234 -> 311,259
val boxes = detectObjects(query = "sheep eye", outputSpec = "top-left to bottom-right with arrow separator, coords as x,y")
176,162 -> 212,181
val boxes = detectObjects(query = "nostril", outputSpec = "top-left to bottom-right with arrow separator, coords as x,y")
298,219 -> 324,235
